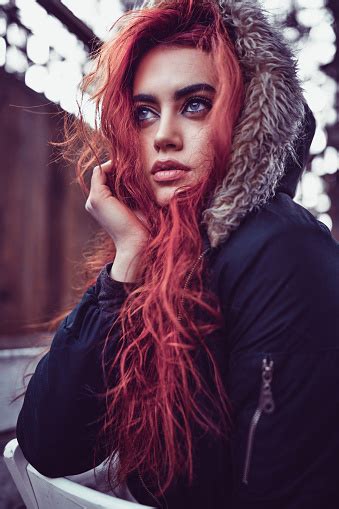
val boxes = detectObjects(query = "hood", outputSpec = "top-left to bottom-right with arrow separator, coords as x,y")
276,102 -> 315,199
140,0 -> 316,249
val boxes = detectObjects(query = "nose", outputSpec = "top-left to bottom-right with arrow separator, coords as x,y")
154,111 -> 183,152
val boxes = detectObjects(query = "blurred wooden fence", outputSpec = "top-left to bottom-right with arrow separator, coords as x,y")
0,69 -> 99,345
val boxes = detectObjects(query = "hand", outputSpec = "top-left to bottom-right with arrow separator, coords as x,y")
85,161 -> 149,251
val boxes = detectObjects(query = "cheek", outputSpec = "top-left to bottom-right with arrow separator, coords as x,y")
188,126 -> 214,164
138,132 -> 152,165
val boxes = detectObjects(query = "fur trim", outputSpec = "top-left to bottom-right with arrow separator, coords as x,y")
139,0 -> 307,248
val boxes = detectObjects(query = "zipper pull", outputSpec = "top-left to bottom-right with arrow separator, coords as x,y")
259,356 -> 275,413
242,355 -> 275,485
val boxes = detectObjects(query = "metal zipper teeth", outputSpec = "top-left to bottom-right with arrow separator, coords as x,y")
137,247 -> 210,506
177,247 -> 211,323
242,355 -> 275,485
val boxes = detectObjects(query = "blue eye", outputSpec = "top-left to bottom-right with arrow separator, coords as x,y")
184,97 -> 212,114
134,95 -> 212,124
135,107 -> 156,122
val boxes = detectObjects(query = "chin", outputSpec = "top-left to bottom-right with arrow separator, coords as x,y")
156,195 -> 173,208
154,187 -> 177,207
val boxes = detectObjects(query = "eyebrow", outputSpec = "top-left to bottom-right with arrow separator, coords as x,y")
132,83 -> 216,103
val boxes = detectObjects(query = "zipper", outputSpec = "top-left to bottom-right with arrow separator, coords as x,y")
242,355 -> 275,485
177,247 -> 211,323
137,247 -> 210,506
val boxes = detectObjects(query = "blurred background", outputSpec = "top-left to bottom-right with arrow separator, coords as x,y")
0,0 -> 338,506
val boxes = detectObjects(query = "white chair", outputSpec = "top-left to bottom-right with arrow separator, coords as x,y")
3,438 -> 155,509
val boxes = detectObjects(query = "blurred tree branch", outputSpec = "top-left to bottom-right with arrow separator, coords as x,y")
120,0 -> 144,11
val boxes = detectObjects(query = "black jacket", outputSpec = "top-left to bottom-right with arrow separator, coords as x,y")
16,123 -> 339,509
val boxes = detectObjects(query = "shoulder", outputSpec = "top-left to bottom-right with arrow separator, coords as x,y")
210,193 -> 339,348
212,192 -> 338,288
208,193 -> 339,356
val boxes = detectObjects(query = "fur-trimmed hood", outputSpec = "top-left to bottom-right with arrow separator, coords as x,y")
140,0 -> 316,249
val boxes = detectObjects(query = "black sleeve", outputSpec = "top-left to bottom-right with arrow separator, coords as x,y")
218,223 -> 339,509
16,262 -> 135,478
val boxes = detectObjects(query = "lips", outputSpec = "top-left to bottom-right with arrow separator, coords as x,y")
151,159 -> 191,175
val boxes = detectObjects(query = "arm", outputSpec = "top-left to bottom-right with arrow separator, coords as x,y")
16,262 -> 136,478
218,223 -> 339,508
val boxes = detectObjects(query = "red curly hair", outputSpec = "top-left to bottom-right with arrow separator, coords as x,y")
55,0 -> 244,500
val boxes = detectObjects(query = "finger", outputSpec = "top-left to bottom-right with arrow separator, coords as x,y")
98,160 -> 113,173
90,165 -> 107,192
91,161 -> 112,178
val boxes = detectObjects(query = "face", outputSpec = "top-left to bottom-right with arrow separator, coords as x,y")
132,45 -> 218,207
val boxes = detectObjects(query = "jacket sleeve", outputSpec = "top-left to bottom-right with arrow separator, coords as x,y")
217,222 -> 339,509
16,262 -> 135,478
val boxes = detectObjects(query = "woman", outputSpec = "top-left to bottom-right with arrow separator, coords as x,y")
16,0 -> 339,508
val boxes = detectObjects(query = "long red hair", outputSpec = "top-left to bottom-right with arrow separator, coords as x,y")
58,0 -> 244,499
